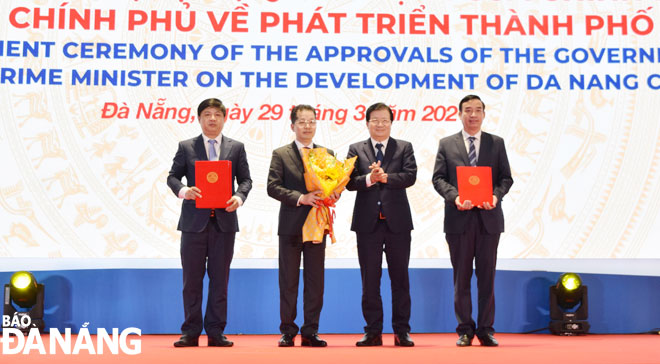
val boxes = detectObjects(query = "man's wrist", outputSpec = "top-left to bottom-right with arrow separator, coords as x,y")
366,173 -> 375,187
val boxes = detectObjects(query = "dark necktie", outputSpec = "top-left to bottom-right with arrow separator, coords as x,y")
468,137 -> 477,166
375,143 -> 384,163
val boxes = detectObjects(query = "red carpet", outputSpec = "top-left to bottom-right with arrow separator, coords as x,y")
2,334 -> 658,364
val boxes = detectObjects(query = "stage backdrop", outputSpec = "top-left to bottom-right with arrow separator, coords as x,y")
1,1 -> 660,271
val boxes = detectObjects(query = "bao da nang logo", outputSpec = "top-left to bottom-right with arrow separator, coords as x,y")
2,315 -> 141,355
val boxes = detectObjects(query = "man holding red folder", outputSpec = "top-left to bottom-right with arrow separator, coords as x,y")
432,95 -> 513,347
167,98 -> 252,348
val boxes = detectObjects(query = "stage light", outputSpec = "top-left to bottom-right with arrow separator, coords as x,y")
549,272 -> 590,335
561,273 -> 580,290
3,271 -> 45,333
9,271 -> 38,308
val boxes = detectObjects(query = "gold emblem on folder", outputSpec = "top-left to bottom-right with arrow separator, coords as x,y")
207,172 -> 218,183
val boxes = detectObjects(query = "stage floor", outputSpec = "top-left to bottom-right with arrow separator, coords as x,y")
3,333 -> 659,364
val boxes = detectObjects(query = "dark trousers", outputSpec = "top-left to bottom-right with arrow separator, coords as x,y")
278,235 -> 326,336
446,211 -> 500,338
180,218 -> 235,337
356,221 -> 412,334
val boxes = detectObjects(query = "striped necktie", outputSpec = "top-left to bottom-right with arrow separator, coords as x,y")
468,136 -> 477,166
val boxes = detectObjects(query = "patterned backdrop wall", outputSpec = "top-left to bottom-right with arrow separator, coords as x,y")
1,1 -> 659,267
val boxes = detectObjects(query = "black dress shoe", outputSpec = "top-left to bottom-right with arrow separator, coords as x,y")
456,334 -> 473,347
477,334 -> 499,347
278,334 -> 295,347
301,334 -> 327,347
394,332 -> 414,347
356,333 -> 382,347
173,335 -> 199,347
208,334 -> 233,347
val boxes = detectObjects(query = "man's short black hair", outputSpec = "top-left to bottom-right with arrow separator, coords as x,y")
459,95 -> 485,112
290,104 -> 316,124
197,98 -> 226,117
365,102 -> 394,122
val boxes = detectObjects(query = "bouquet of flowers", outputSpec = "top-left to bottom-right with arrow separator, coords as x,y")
301,148 -> 357,244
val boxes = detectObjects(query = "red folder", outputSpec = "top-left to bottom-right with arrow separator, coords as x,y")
195,160 -> 232,209
457,166 -> 493,207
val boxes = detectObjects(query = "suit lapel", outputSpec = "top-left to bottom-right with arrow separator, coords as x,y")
286,141 -> 305,174
453,132 -> 470,166
364,139 -> 377,164
478,132 -> 493,166
218,135 -> 232,161
193,135 -> 207,161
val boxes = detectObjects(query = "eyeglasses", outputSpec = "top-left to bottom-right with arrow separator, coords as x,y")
368,119 -> 391,125
295,120 -> 317,127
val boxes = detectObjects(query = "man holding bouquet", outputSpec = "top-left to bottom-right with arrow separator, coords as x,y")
346,102 -> 417,347
267,104 -> 340,347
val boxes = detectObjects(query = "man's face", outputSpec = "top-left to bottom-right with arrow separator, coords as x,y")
290,109 -> 316,144
366,108 -> 392,141
459,98 -> 485,135
199,106 -> 225,138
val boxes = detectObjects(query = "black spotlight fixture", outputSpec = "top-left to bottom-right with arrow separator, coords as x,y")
3,271 -> 45,333
549,272 -> 589,335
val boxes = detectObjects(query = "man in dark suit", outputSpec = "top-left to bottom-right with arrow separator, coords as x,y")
346,102 -> 417,347
432,95 -> 513,347
167,98 -> 252,348
267,104 -> 337,347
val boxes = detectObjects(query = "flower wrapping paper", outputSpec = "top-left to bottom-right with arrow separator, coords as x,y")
301,148 -> 357,244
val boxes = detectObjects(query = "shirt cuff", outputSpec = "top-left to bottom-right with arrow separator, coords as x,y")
178,187 -> 190,199
366,173 -> 374,188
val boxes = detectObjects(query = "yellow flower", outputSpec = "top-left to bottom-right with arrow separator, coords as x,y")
305,148 -> 355,198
